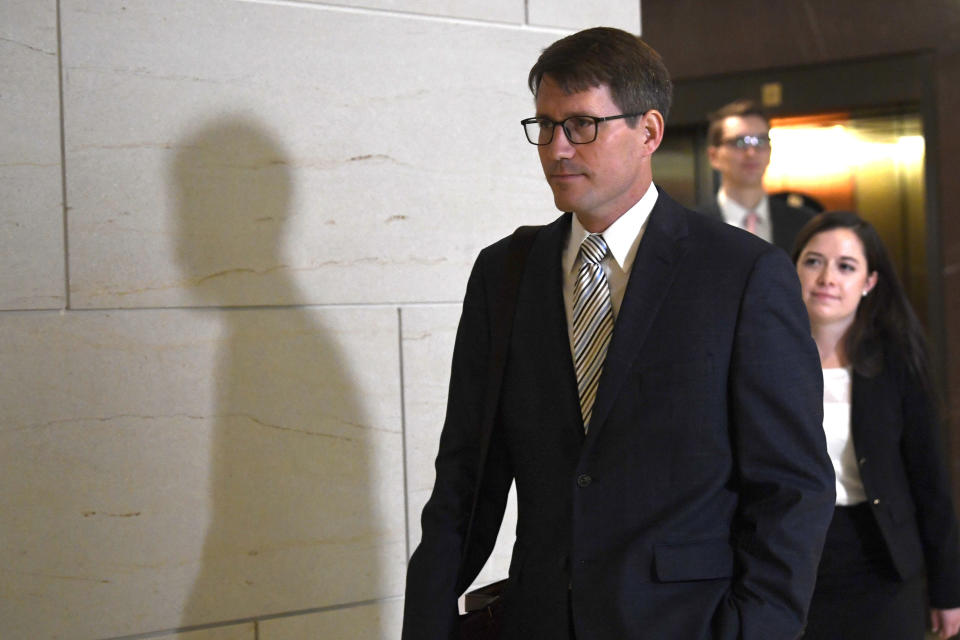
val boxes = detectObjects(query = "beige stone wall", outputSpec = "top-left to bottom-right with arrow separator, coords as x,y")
0,2 -> 640,638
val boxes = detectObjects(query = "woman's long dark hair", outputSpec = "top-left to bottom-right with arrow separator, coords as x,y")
791,211 -> 931,387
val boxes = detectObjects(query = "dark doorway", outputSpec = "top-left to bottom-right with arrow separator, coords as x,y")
654,52 -> 943,382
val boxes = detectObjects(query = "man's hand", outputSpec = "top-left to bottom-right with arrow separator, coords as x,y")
930,607 -> 960,639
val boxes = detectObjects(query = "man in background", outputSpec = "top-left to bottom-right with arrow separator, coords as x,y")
701,99 -> 816,253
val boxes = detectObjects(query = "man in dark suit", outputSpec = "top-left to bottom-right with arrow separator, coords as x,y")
700,99 -> 816,253
403,28 -> 834,640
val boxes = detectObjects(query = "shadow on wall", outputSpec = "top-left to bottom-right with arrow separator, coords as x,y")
172,118 -> 378,629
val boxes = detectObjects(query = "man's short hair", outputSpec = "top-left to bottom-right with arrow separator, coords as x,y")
707,99 -> 770,146
528,27 -> 673,124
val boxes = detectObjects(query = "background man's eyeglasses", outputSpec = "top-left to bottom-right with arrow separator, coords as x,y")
720,134 -> 771,150
521,113 -> 646,146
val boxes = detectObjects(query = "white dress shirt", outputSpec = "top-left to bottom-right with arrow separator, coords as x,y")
717,189 -> 772,244
561,183 -> 658,355
822,366 -> 867,505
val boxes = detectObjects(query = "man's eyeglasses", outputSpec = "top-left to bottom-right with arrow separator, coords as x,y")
521,113 -> 647,146
719,134 -> 771,150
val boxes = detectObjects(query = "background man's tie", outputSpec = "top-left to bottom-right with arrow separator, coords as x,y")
743,209 -> 758,235
573,233 -> 614,432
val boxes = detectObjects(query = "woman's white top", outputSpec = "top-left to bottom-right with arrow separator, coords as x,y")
822,367 -> 867,505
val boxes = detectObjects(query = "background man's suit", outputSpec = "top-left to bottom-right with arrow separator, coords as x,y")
404,190 -> 835,640
699,195 -> 816,254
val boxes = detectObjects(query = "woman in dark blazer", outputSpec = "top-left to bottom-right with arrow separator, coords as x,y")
792,211 -> 960,639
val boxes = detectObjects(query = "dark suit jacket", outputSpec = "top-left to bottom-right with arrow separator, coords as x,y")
699,195 -> 815,254
404,190 -> 835,640
846,354 -> 960,607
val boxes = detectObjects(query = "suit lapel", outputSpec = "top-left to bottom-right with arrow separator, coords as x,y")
769,199 -> 791,251
585,192 -> 690,439
518,213 -> 585,438
849,368 -> 881,447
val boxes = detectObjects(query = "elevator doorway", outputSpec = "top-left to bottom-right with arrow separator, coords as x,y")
765,111 -> 928,326
653,52 -> 942,374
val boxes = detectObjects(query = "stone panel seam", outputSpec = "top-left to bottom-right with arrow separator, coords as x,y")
0,302 -> 463,319
398,306 -> 412,562
56,0 -> 70,310
228,0 -> 568,32
99,596 -> 405,640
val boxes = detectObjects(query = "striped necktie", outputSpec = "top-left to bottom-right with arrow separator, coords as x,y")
573,233 -> 614,432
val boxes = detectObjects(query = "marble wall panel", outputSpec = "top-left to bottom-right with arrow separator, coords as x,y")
528,0 -> 641,32
400,305 -> 517,591
0,0 -> 66,310
154,624 -> 255,640
0,306 -> 404,639
298,0 -> 523,24
259,599 -> 403,639
61,0 -> 561,309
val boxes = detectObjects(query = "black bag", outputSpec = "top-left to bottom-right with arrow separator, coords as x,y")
456,226 -> 539,640
459,579 -> 507,640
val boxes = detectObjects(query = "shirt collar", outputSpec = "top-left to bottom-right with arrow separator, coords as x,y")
717,189 -> 769,226
563,183 -> 658,275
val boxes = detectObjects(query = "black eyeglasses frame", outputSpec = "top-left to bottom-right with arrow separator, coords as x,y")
520,112 -> 648,146
718,134 -> 771,150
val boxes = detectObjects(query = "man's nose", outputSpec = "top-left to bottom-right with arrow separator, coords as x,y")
545,126 -> 575,158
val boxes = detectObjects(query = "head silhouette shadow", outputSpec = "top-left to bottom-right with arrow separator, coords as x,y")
172,117 -> 380,629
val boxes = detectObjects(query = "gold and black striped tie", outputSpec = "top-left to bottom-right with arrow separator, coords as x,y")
572,233 -> 614,432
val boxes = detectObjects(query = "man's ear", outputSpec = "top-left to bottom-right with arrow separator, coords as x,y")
707,143 -> 721,170
641,110 -> 665,154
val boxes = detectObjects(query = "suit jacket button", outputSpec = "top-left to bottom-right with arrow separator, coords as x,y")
577,474 -> 592,488
859,457 -> 867,465
873,498 -> 881,505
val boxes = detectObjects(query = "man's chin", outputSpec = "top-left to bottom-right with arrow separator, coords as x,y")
551,192 -> 579,213
553,201 -> 576,213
